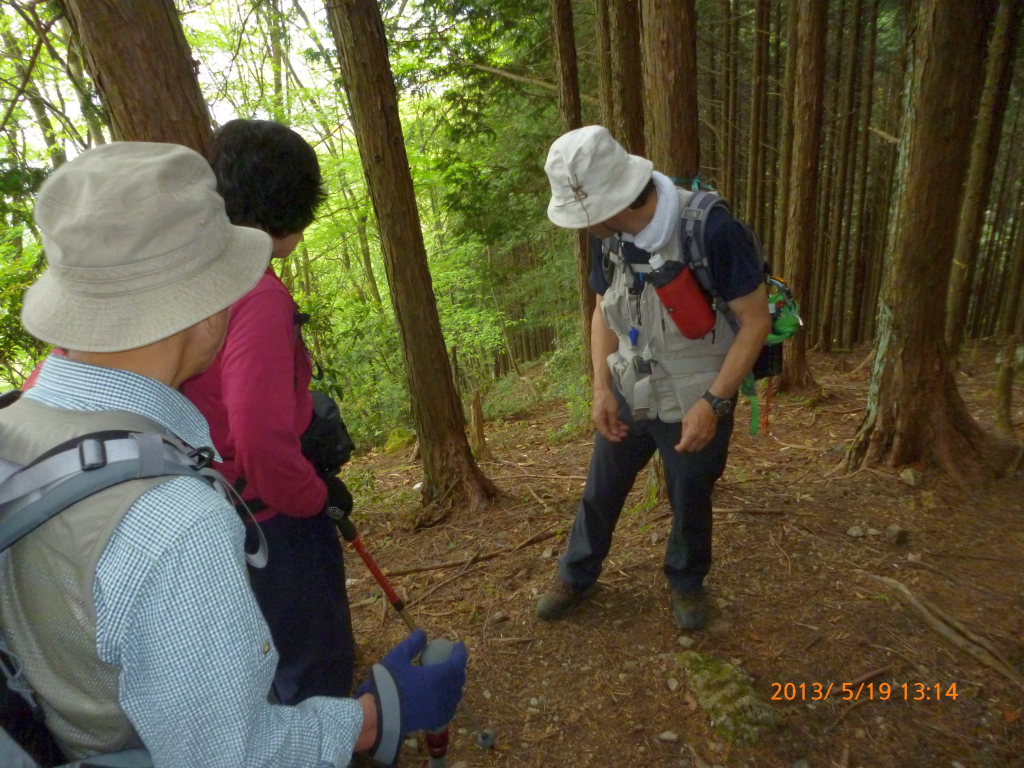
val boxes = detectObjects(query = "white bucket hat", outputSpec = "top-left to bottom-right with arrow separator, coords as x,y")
22,142 -> 272,353
544,125 -> 653,229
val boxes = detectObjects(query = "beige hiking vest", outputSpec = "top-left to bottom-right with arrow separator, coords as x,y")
600,188 -> 735,423
0,398 -> 172,759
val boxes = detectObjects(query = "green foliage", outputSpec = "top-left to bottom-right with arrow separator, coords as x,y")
0,228 -> 46,388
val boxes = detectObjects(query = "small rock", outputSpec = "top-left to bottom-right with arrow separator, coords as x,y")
951,762 -> 965,768
491,611 -> 509,623
515,569 -> 529,579
452,763 -> 468,768
613,619 -> 624,628
678,635 -> 696,648
619,673 -> 629,682
867,528 -> 882,536
412,482 -> 423,491
854,728 -> 866,739
530,697 -> 539,706
457,728 -> 468,736
542,545 -> 555,558
658,731 -> 680,743
899,467 -> 922,487
668,677 -> 680,692
580,666 -> 592,673
708,619 -> 732,635
483,690 -> 492,700
638,746 -> 647,754
907,552 -> 922,563
847,525 -> 866,538
527,707 -> 540,715
715,597 -> 730,609
650,531 -> 660,545
403,737 -> 418,750
790,761 -> 810,768
886,524 -> 910,545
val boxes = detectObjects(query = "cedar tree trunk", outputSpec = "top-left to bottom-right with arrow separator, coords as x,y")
59,0 -> 211,154
325,0 -> 497,509
847,0 -> 1015,481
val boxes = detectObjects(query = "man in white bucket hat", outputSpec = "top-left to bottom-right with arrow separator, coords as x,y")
538,126 -> 770,630
0,142 -> 466,768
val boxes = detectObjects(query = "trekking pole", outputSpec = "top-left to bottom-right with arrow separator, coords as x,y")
327,510 -> 498,751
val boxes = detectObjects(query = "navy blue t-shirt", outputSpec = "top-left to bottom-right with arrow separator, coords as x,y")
588,205 -> 764,302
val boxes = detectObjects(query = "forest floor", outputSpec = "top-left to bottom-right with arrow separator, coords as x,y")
341,346 -> 1024,768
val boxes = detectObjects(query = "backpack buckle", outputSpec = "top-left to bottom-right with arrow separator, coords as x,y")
78,438 -> 107,471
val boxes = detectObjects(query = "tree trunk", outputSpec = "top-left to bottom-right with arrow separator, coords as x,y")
723,0 -> 740,202
59,0 -> 212,154
641,0 -> 699,178
847,0 -> 1014,481
994,229 -> 1024,435
820,0 -> 864,351
326,0 -> 497,509
595,0 -> 615,128
774,0 -> 799,276
551,0 -> 596,382
943,0 -> 1022,356
848,0 -> 879,345
780,0 -> 826,392
744,0 -> 769,227
610,0 -> 645,155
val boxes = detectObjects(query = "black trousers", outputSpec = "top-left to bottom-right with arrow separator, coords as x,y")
245,512 -> 355,704
558,390 -> 734,594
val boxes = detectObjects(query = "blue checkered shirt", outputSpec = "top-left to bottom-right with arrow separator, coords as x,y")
22,355 -> 362,767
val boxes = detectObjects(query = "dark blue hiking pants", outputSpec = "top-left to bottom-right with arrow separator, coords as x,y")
559,391 -> 734,594
246,512 -> 355,704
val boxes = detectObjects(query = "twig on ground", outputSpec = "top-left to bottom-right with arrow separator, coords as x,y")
828,700 -> 868,731
924,550 -> 1014,564
387,525 -> 560,577
858,572 -> 1024,691
850,666 -> 890,686
901,560 -> 1018,601
870,642 -> 930,678
769,532 -> 792,576
407,553 -> 484,608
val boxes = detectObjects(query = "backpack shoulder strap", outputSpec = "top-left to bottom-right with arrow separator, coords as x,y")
678,191 -> 743,333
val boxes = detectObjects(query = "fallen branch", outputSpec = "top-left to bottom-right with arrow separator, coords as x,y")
850,666 -> 890,686
386,524 -> 560,577
469,62 -> 599,104
859,572 -> 1024,691
407,550 -> 484,608
646,507 -> 784,524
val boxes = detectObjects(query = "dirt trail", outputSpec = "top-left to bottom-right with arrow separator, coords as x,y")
343,348 -> 1024,768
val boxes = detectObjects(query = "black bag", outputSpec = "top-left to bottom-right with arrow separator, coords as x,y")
300,391 -> 354,478
0,646 -> 64,768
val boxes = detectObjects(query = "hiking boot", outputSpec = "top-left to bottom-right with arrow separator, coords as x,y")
671,588 -> 709,630
536,579 -> 598,620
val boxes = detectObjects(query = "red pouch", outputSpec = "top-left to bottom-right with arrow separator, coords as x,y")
652,266 -> 716,339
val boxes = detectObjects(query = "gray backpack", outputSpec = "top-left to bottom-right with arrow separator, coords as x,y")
0,390 -> 265,768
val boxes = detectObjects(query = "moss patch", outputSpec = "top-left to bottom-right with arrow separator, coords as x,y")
383,427 -> 414,453
676,651 -> 777,745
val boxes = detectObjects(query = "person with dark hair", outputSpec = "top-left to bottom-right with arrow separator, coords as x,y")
182,119 -> 356,705
0,142 -> 467,768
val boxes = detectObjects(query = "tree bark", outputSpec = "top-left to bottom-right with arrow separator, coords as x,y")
551,0 -> 596,382
723,0 -> 740,202
610,0 -> 645,155
780,0 -> 825,392
774,0 -> 799,275
820,0 -> 864,351
943,0 -> 1022,356
59,0 -> 212,154
744,0 -> 769,228
595,0 -> 615,128
847,0 -> 1014,481
326,0 -> 498,509
641,0 -> 699,178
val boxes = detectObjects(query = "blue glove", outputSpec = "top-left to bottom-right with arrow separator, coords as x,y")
366,629 -> 468,765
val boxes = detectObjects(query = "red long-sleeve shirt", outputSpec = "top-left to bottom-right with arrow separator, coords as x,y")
182,269 -> 326,521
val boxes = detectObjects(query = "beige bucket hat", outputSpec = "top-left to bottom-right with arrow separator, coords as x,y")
544,125 -> 653,229
22,142 -> 271,353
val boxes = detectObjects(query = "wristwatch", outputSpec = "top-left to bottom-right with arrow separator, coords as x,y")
701,391 -> 733,417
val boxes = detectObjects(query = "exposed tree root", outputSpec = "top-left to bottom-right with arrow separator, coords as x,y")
858,572 -> 1024,691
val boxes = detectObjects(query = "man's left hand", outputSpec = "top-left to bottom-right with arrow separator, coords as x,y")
675,399 -> 718,453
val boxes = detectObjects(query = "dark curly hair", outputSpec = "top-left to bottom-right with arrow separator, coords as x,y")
208,119 -> 327,238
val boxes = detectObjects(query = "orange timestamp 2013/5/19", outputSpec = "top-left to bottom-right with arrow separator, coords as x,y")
770,682 -> 958,702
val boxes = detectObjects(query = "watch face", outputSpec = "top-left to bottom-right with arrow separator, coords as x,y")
716,400 -> 732,417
